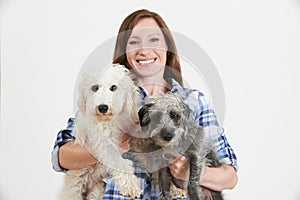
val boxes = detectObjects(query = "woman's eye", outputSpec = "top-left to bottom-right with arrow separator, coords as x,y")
91,85 -> 99,92
110,85 -> 117,92
150,38 -> 159,42
128,40 -> 139,45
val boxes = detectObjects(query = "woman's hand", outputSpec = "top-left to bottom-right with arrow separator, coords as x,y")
168,150 -> 189,181
119,132 -> 132,152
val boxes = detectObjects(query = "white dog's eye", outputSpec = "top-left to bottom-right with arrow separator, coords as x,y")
110,85 -> 117,92
91,85 -> 99,92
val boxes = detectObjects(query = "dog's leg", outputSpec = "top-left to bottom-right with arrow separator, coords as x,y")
187,153 -> 201,200
95,137 -> 141,198
170,180 -> 188,199
111,168 -> 141,199
109,157 -> 141,198
199,151 -> 224,200
200,187 -> 224,200
158,167 -> 172,200
87,181 -> 105,200
60,170 -> 91,200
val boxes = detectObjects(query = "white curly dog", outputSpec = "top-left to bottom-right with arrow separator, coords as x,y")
59,64 -> 141,200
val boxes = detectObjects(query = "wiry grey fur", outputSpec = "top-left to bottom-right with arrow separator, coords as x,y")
130,93 -> 224,200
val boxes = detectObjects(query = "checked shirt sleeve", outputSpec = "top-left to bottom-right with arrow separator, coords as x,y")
51,118 -> 75,172
186,90 -> 238,171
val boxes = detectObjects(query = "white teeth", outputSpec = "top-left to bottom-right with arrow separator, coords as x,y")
138,59 -> 155,64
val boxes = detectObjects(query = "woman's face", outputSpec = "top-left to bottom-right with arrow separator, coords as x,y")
126,18 -> 168,80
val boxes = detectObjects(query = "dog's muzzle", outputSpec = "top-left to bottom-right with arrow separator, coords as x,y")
98,104 -> 109,114
160,128 -> 174,141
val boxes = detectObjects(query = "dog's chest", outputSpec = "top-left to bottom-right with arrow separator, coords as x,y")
86,123 -> 120,145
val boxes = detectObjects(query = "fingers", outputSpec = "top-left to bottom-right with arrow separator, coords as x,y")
119,132 -> 132,152
168,150 -> 189,181
120,132 -> 132,141
168,150 -> 188,166
169,150 -> 186,162
122,121 -> 140,134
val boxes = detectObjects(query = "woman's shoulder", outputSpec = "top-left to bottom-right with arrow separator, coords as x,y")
170,79 -> 206,103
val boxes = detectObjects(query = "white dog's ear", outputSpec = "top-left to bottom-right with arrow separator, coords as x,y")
77,80 -> 87,114
127,87 -> 140,121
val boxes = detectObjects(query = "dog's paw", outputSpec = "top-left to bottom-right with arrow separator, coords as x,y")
117,174 -> 142,198
158,193 -> 170,200
119,185 -> 141,199
171,183 -> 188,199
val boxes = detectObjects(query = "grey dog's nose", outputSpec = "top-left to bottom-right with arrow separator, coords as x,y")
98,104 -> 109,113
161,128 -> 173,141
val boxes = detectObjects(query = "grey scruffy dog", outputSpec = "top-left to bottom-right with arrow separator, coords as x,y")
130,93 -> 224,200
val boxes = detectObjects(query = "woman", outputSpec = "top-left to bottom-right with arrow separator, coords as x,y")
51,9 -> 238,199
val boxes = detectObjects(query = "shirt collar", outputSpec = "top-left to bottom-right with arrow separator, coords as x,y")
169,78 -> 184,94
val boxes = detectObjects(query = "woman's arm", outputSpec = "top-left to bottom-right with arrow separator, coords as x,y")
51,118 -> 132,171
169,151 -> 238,191
57,130 -> 131,170
58,142 -> 98,170
51,118 -> 97,171
200,165 -> 238,191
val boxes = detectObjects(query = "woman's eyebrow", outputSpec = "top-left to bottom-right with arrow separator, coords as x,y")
128,35 -> 139,39
147,33 -> 162,37
129,32 -> 162,39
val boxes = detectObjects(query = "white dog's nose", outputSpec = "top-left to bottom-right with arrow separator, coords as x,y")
98,104 -> 109,113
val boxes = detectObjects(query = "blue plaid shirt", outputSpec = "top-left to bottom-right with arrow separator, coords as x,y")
51,80 -> 238,200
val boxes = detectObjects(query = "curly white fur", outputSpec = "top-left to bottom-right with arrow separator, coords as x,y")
59,64 -> 141,200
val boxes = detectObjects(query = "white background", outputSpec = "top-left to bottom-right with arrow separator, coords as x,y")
1,0 -> 300,199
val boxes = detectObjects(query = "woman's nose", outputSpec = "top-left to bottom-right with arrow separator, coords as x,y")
137,48 -> 151,56
137,43 -> 152,55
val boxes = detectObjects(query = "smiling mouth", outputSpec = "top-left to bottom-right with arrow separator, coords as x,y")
136,58 -> 156,65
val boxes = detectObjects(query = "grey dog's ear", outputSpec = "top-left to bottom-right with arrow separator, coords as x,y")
182,103 -> 191,118
138,103 -> 154,132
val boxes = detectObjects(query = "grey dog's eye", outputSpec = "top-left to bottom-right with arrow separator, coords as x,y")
170,110 -> 180,120
91,85 -> 99,92
110,85 -> 117,91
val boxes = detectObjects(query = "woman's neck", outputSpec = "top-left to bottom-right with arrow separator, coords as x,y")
136,78 -> 170,97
